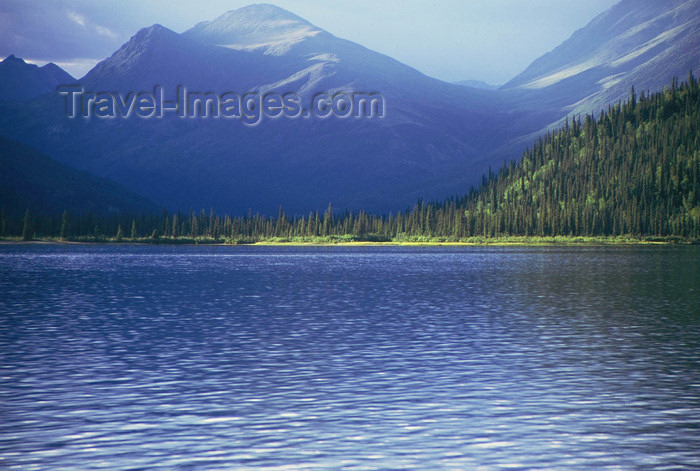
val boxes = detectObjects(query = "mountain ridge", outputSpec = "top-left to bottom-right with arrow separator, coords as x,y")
0,55 -> 75,101
502,0 -> 700,116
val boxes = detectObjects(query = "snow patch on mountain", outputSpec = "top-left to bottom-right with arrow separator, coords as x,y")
519,58 -> 603,89
216,26 -> 321,55
185,4 -> 323,56
308,53 -> 339,63
610,21 -> 691,67
598,73 -> 625,89
259,62 -> 335,96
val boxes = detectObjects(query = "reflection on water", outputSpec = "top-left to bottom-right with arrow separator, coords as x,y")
1,244 -> 699,469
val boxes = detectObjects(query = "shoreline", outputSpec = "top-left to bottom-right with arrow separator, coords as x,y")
1,236 -> 696,247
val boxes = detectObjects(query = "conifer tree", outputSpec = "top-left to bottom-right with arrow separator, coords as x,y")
1,206 -> 8,238
21,209 -> 32,241
59,210 -> 70,240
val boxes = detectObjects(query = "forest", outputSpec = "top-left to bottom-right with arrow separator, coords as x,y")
2,75 -> 699,243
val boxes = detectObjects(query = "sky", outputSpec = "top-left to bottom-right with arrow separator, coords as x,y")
1,0 -> 620,84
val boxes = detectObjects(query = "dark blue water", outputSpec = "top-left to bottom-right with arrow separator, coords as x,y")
1,244 -> 699,470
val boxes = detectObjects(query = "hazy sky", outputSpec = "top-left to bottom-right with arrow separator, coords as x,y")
1,0 -> 619,83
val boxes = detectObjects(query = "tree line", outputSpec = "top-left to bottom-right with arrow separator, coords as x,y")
3,75 -> 699,242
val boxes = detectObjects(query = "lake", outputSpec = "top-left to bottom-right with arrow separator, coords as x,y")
1,244 -> 699,469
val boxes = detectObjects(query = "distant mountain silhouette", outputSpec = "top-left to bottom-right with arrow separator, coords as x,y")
0,55 -> 75,101
453,80 -> 499,90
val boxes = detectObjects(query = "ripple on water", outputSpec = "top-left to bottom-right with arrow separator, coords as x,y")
1,245 -> 699,469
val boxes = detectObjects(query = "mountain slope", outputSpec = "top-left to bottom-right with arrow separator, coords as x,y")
0,135 -> 155,217
462,77 -> 700,238
0,55 -> 75,101
503,0 -> 700,116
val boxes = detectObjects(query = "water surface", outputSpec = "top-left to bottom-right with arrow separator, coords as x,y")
1,244 -> 699,469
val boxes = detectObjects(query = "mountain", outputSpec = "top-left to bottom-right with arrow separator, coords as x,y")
0,135 -> 155,218
0,55 -> 75,101
454,80 -> 500,90
0,5 -> 545,216
503,0 -> 700,116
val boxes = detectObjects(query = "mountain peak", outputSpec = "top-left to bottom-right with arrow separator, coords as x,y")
132,23 -> 179,42
80,23 -> 192,90
184,4 -> 324,55
219,4 -> 311,24
3,54 -> 26,65
114,23 -> 184,60
39,62 -> 76,84
40,62 -> 63,72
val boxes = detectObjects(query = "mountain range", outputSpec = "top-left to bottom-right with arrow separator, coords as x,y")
1,1 -> 698,216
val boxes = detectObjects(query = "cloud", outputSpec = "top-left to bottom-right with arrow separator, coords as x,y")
0,0 -> 134,77
0,1 -> 128,60
95,25 -> 118,39
67,11 -> 86,27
